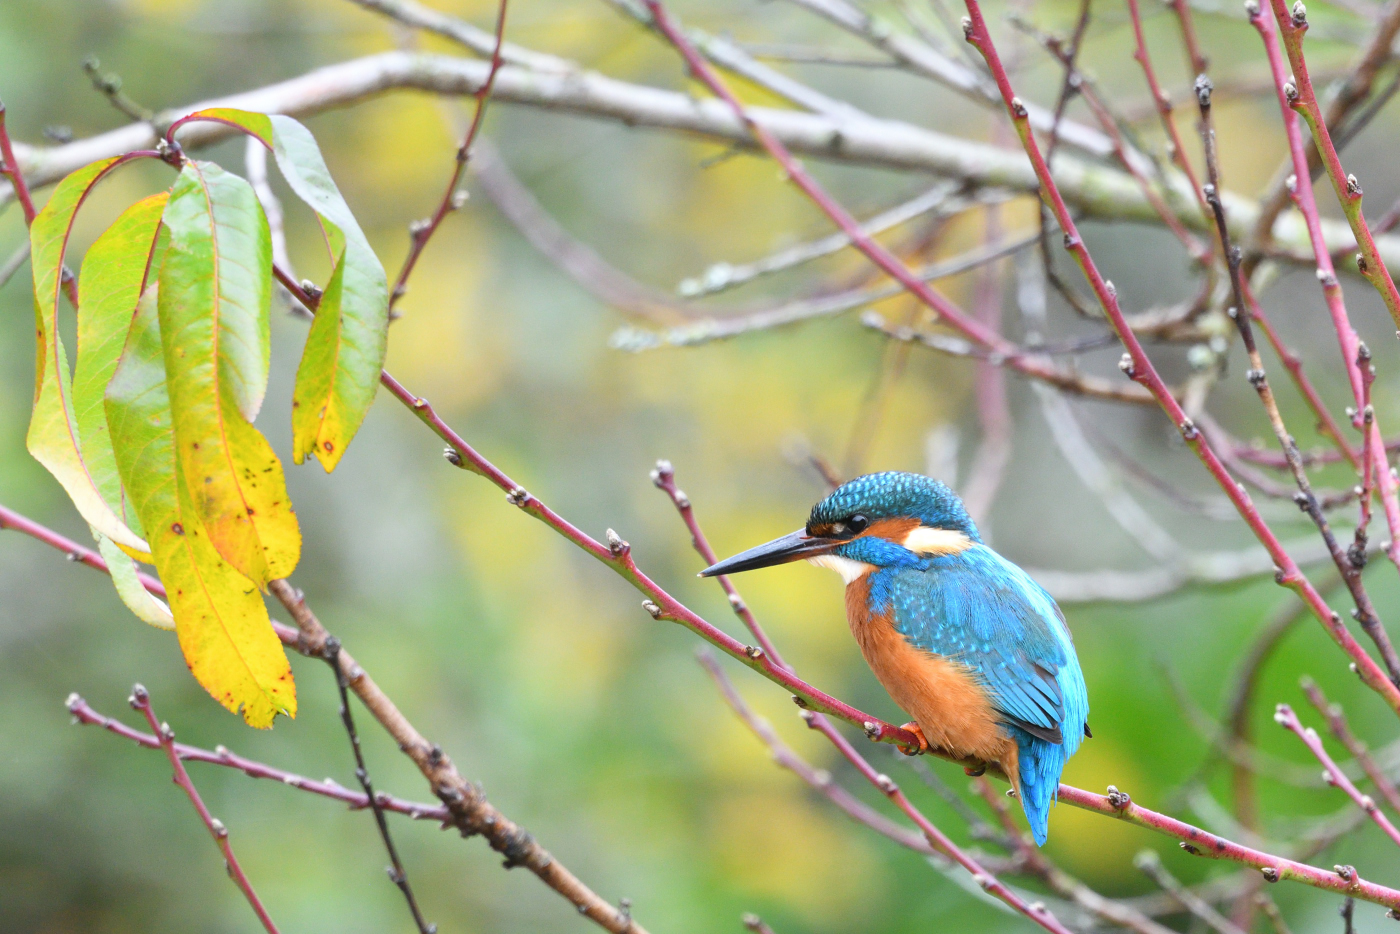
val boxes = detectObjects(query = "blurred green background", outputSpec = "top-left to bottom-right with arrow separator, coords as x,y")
4,0 -> 1400,931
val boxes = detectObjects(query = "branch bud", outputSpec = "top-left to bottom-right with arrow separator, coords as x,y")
606,528 -> 630,557
1010,97 -> 1028,118
1194,74 -> 1214,107
641,599 -> 662,619
961,15 -> 973,39
650,459 -> 675,487
1290,0 -> 1307,27
1260,866 -> 1280,882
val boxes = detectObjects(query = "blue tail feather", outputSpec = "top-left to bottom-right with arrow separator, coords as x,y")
1013,654 -> 1089,845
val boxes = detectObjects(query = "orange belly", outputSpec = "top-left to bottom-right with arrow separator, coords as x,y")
846,575 -> 1018,775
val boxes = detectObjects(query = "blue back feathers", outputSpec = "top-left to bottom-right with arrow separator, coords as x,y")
817,473 -> 1088,846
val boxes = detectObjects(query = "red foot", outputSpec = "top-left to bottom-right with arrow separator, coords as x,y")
899,721 -> 930,755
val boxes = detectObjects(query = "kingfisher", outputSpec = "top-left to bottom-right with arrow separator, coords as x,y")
702,471 -> 1089,845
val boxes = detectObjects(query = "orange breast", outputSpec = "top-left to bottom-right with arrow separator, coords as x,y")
846,574 -> 1018,775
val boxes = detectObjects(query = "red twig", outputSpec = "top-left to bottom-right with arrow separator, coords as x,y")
698,653 -> 938,856
0,101 -> 38,225
67,693 -> 451,822
1124,0 -> 1211,227
387,0 -> 509,314
1057,782 -> 1400,906
1248,296 -> 1358,469
1249,5 -> 1400,579
1275,704 -> 1400,849
1300,678 -> 1400,817
960,0 -> 1400,712
1266,0 -> 1400,329
1167,0 -> 1209,78
127,684 -> 281,934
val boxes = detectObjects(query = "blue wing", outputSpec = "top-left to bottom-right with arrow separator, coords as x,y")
871,544 -> 1086,744
867,543 -> 1088,846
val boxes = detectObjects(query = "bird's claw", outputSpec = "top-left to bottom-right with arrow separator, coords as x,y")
898,721 -> 930,756
963,763 -> 987,777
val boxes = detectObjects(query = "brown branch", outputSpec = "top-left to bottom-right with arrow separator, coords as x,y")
267,580 -> 647,934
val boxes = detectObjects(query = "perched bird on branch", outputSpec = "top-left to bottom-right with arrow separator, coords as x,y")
703,471 -> 1089,845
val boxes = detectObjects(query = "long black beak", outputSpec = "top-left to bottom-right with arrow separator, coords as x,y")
700,529 -> 840,577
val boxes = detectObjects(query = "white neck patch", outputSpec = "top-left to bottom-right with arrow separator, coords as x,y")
901,526 -> 973,556
807,554 -> 875,585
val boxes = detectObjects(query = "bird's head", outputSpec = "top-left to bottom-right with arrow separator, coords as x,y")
701,472 -> 982,582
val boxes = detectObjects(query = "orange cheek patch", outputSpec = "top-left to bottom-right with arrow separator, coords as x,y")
860,517 -> 921,542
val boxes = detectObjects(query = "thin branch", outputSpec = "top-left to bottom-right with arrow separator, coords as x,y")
387,0 -> 508,315
1300,678 -> 1400,816
323,637 -> 435,934
1275,704 -> 1400,849
472,140 -> 701,324
969,778 -> 1178,934
126,685 -> 281,934
1267,0 -> 1400,330
1135,850 -> 1249,934
1124,0 -> 1213,228
698,652 -> 938,857
1249,0 -> 1400,255
82,57 -> 158,126
676,181 -> 960,298
0,101 -> 37,224
781,0 -> 1118,159
0,241 -> 29,288
67,693 -> 451,822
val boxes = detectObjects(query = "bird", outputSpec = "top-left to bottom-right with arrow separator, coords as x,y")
701,471 -> 1088,845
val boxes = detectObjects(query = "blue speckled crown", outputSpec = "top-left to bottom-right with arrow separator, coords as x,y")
809,471 -> 982,542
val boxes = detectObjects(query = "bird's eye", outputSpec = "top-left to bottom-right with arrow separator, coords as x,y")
847,515 -> 869,534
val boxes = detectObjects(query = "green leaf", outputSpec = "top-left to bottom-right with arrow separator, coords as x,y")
107,284 -> 295,727
178,108 -> 389,471
27,157 -> 150,556
93,527 -> 174,630
73,191 -> 169,540
160,159 -> 300,584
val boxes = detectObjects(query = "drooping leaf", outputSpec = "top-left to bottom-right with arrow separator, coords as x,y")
93,527 -> 174,630
159,159 -> 300,585
106,284 -> 295,726
27,157 -> 149,556
177,108 -> 389,471
73,192 -> 169,539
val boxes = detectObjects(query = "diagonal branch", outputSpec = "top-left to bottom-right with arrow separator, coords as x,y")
127,684 -> 281,934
